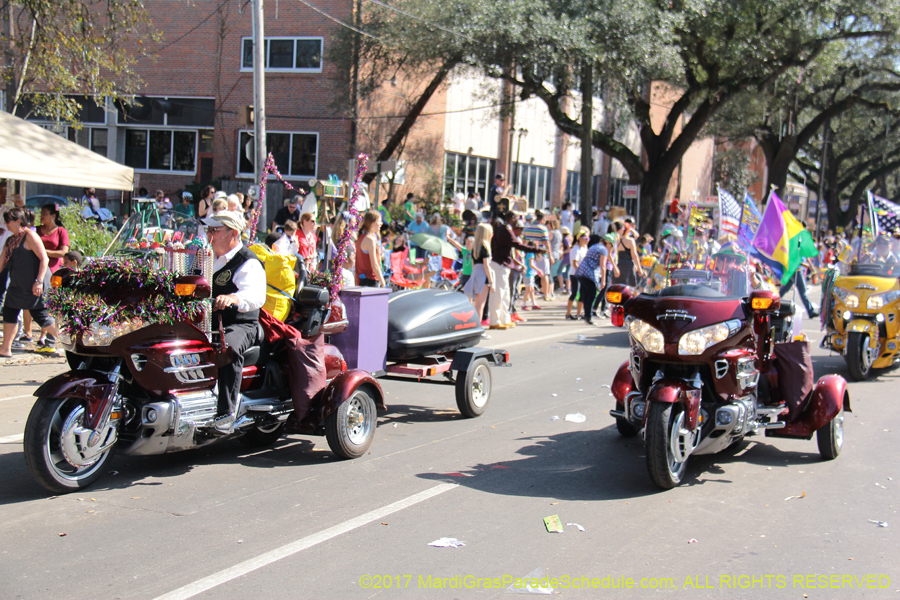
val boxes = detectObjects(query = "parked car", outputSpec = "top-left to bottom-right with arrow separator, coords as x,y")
24,195 -> 70,209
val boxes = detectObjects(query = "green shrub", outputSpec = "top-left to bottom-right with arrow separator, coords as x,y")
60,204 -> 117,257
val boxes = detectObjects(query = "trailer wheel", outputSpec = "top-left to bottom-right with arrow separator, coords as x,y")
455,358 -> 491,418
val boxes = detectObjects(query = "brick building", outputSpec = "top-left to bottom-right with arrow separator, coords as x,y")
12,0 -> 717,222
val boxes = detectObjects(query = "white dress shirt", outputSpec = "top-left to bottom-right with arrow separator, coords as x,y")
213,243 -> 267,313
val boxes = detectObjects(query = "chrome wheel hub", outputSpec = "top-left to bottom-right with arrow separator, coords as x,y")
668,411 -> 699,467
470,365 -> 489,408
345,397 -> 369,444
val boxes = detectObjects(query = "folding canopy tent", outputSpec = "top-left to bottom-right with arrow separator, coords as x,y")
0,110 -> 133,191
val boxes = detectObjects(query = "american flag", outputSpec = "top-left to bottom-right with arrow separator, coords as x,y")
717,187 -> 741,236
871,192 -> 900,234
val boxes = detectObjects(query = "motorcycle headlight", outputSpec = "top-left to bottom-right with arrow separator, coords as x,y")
628,318 -> 665,354
678,319 -> 742,355
833,287 -> 859,308
867,290 -> 900,310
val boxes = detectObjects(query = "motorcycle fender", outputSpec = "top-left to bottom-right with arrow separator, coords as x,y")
645,379 -> 701,431
773,375 -> 851,439
316,370 -> 385,424
846,319 -> 879,342
33,370 -> 115,430
611,361 -> 634,407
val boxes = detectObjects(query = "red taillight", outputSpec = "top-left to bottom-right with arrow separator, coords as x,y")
340,359 -> 347,372
611,306 -> 625,328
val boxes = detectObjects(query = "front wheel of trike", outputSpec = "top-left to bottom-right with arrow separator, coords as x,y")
455,358 -> 492,418
645,403 -> 691,490
817,408 -> 844,460
846,332 -> 873,381
23,397 -> 117,494
325,386 -> 376,459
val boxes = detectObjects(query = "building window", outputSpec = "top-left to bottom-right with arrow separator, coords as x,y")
510,162 -> 552,210
241,37 -> 323,72
237,131 -> 318,178
69,127 -> 108,157
124,129 -> 197,173
444,152 -> 496,202
117,97 -> 215,127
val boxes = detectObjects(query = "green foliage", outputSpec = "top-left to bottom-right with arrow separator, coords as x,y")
714,148 -> 759,200
60,204 -> 116,257
335,0 -> 900,236
2,0 -> 159,121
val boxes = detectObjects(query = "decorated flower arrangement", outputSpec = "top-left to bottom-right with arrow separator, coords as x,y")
45,258 -> 207,336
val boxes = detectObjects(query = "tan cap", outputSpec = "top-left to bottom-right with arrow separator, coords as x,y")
202,211 -> 245,231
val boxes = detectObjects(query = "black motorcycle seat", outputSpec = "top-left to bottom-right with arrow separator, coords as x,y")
243,345 -> 261,366
653,284 -> 724,299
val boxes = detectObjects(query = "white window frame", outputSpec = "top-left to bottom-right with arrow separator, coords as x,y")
240,37 -> 324,73
236,129 -> 319,179
123,127 -> 200,175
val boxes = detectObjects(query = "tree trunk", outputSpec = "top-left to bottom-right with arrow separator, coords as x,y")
765,136 -> 798,197
362,57 -> 458,185
580,62 -> 594,222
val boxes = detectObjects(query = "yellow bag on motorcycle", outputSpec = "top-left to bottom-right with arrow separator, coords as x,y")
250,244 -> 296,321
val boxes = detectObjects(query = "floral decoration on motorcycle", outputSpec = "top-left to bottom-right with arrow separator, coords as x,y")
45,258 -> 208,337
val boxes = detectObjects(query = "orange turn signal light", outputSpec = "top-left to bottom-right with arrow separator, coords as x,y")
50,275 -> 63,289
606,291 -> 623,304
175,283 -> 197,296
751,297 -> 773,310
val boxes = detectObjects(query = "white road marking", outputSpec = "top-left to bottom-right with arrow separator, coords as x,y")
152,483 -> 458,600
0,433 -> 24,443
0,393 -> 34,402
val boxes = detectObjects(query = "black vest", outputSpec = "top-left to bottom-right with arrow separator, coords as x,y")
213,245 -> 262,326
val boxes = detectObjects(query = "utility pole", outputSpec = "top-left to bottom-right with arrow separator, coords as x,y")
252,0 -> 267,232
580,61 -> 594,223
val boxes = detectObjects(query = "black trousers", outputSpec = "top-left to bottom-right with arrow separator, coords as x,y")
218,322 -> 258,416
576,276 -> 598,322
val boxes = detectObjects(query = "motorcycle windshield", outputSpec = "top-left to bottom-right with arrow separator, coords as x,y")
656,267 -> 750,300
104,210 -> 203,257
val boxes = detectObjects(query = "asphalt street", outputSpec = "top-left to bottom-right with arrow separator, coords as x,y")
0,290 -> 897,600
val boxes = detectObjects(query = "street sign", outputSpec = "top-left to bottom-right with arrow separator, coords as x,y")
623,185 -> 639,199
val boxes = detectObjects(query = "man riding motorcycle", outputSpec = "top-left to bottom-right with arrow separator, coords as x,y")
866,234 -> 898,265
202,211 -> 266,434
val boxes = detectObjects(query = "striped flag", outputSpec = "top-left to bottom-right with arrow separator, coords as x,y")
870,191 -> 900,233
739,191 -> 762,247
717,187 -> 741,236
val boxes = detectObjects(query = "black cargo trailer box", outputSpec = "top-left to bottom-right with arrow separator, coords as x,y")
386,289 -> 484,361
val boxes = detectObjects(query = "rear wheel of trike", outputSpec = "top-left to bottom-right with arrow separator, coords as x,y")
325,386 -> 376,459
615,417 -> 640,437
455,358 -> 491,418
23,397 -> 117,494
846,332 -> 873,381
645,403 -> 692,490
817,408 -> 844,460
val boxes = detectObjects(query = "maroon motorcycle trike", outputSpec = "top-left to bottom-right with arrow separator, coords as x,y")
605,261 -> 850,489
23,234 -> 507,494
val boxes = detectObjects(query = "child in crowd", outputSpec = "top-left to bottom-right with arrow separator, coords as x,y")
62,250 -> 84,270
458,236 -> 474,289
521,252 -> 543,311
